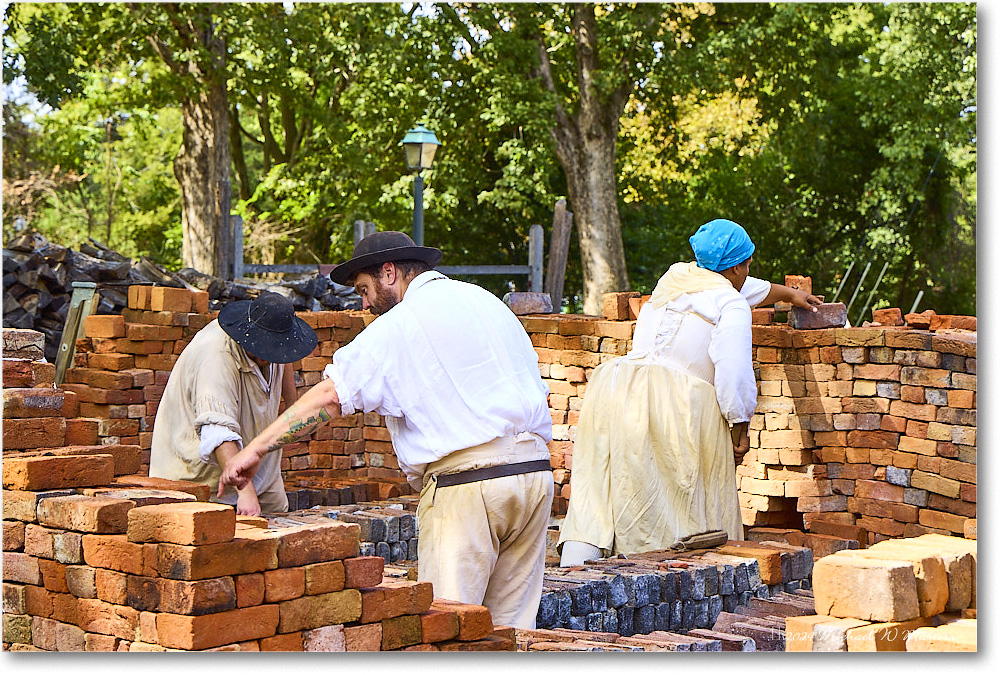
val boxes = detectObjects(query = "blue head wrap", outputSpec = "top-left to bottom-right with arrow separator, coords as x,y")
689,219 -> 755,271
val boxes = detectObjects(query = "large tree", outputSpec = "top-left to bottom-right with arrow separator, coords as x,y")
5,2 -> 234,276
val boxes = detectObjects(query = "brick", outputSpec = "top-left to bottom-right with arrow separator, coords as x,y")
855,480 -> 904,502
345,622 -> 382,651
127,502 -> 235,545
235,573 -> 265,608
845,616 -> 932,651
905,620 -> 977,651
126,575 -> 236,615
3,552 -> 42,585
81,534 -> 157,576
303,560 -> 345,595
918,510 -> 967,534
602,292 -> 639,320
155,604 -> 279,650
83,314 -> 126,338
812,554 -> 919,621
843,544 -> 948,617
343,555 -> 384,588
2,417 -> 67,451
64,566 -> 96,599
788,303 -> 847,330
938,458 -> 976,484
846,430 -> 898,449
3,454 -> 114,490
65,419 -> 100,445
277,589 -> 362,633
275,522 -> 360,567
111,475 -> 211,501
382,614 -> 422,650
36,495 -> 132,534
264,567 -> 306,603
77,598 -> 139,641
3,387 -> 67,419
897,437 -> 937,456
38,558 -> 69,593
156,530 -> 279,580
420,608 -> 461,643
301,624 -> 346,651
430,599 -> 493,640
871,308 -> 904,326
150,287 -> 193,313
910,471 -> 961,498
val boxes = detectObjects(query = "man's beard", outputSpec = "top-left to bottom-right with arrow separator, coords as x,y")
369,279 -> 399,315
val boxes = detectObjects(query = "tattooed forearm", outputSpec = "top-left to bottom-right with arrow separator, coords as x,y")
272,407 -> 333,447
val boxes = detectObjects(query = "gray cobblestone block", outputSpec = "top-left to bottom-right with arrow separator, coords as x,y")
389,541 -> 407,562
693,599 -> 710,628
654,603 -> 671,631
708,596 -> 723,626
925,388 -> 949,406
607,575 -> 628,608
703,566 -> 719,596
375,541 -> 391,564
886,466 -> 912,487
691,566 -> 707,600
940,353 -> 966,372
801,578 -> 812,590
790,548 -> 813,580
285,492 -> 298,511
681,600 -> 696,629
904,488 -> 929,507
536,594 -> 558,628
359,542 -> 376,556
967,358 -> 976,374
632,574 -> 656,606
586,612 -> 604,632
399,514 -> 415,541
718,566 -> 735,595
603,609 -> 618,635
644,574 -> 661,605
722,593 -> 738,613
569,584 -> 592,615
300,489 -> 323,508
338,487 -> 354,504
658,571 -> 677,603
783,580 -> 802,593
669,600 -> 683,631
746,561 -> 762,588
677,570 -> 693,600
634,604 -> 655,635
408,537 -> 418,560
567,615 -> 587,631
738,590 -> 753,605
733,563 -> 750,593
556,591 -> 572,623
380,514 -> 400,543
622,574 -> 636,605
591,580 -> 609,612
617,606 -> 634,637
757,585 -> 773,599
778,553 -> 793,583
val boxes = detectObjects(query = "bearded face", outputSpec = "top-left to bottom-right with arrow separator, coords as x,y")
353,269 -> 400,316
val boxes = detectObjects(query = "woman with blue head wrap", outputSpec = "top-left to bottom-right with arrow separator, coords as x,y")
559,219 -> 821,565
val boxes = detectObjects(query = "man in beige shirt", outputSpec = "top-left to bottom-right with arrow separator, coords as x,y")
149,292 -> 317,515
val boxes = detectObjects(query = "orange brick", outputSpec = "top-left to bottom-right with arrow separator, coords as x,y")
2,417 -> 67,451
304,560 -> 345,595
420,608 -> 460,643
77,598 -> 139,641
343,555 -> 384,588
65,419 -> 101,445
127,575 -> 237,615
94,568 -> 128,604
846,430 -> 898,449
127,502 -> 235,545
156,531 -> 279,580
155,604 -> 279,650
38,558 -> 70,593
275,522 -> 360,567
128,285 -> 151,310
37,495 -> 133,534
430,599 -> 493,641
3,454 -> 112,490
236,573 -> 265,608
150,287 -> 193,313
84,314 -> 126,338
3,359 -> 56,387
344,622 -> 382,651
82,535 -> 158,576
382,614 -> 422,650
265,566 -> 306,603
260,631 -> 304,652
3,387 -> 68,418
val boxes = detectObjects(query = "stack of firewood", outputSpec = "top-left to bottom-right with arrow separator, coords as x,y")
2,233 -> 360,362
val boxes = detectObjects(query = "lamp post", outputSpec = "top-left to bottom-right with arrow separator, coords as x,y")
400,123 -> 440,247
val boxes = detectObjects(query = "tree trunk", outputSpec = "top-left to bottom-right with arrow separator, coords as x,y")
172,22 -> 231,277
546,5 -> 631,315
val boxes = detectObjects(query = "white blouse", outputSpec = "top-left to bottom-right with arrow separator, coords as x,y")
629,276 -> 770,424
323,271 -> 553,485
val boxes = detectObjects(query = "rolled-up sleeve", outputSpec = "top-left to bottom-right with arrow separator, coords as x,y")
708,295 -> 758,423
322,325 -> 402,418
198,424 -> 243,465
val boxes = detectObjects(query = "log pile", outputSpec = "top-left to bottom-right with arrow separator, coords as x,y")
2,233 -> 360,362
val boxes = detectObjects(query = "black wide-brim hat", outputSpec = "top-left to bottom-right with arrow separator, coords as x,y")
329,230 -> 442,285
218,291 -> 318,364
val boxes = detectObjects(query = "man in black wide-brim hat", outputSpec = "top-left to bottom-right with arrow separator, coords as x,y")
219,231 -> 555,628
150,291 -> 317,515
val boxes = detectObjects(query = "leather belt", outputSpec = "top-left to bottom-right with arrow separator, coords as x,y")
434,459 -> 552,488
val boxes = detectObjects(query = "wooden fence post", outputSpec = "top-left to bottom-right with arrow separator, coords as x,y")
233,215 -> 244,280
544,198 -> 572,309
528,224 -> 544,292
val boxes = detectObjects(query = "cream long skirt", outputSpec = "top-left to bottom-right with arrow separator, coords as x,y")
558,356 -> 743,556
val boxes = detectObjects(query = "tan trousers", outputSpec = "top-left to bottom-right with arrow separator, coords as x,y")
417,433 -> 554,629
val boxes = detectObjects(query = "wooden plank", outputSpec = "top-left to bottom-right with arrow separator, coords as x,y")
544,199 -> 572,309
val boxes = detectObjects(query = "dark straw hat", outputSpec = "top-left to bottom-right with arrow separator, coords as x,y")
218,292 -> 318,364
329,231 -> 442,285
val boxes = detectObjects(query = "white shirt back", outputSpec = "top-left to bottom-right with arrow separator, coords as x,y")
324,271 -> 552,483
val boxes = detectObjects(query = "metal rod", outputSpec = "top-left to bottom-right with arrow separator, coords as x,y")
845,260 -> 872,315
830,260 -> 856,303
856,261 -> 889,326
909,290 -> 925,315
412,172 -> 424,247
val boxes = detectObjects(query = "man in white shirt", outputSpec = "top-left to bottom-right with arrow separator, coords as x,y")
559,219 -> 821,565
218,231 -> 554,628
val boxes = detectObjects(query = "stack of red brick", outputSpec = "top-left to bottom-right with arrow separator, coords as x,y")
785,533 -> 976,651
2,453 -> 512,651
